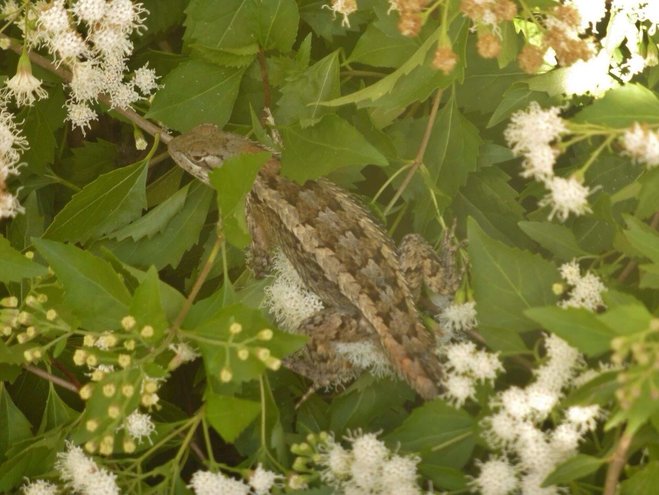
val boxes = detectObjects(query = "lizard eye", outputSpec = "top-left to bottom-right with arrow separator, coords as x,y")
189,153 -> 222,168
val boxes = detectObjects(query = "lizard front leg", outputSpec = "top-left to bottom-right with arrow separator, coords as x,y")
245,192 -> 274,278
399,231 -> 462,309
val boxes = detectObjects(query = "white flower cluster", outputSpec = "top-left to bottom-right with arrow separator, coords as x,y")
440,341 -> 503,407
262,250 -> 324,330
318,432 -> 422,495
505,103 -> 592,222
123,409 -> 155,444
54,441 -> 120,495
0,105 -> 27,219
27,0 -> 158,132
472,334 -> 601,495
189,464 -> 279,495
334,341 -> 396,379
437,301 -> 478,337
620,122 -> 659,168
558,259 -> 607,311
21,479 -> 58,495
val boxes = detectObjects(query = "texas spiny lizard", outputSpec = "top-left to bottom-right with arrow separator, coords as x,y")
168,124 -> 459,399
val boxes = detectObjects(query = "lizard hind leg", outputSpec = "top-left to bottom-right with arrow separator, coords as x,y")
284,308 -> 377,401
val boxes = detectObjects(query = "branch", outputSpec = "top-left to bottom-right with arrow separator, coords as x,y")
384,89 -> 443,216
24,364 -> 79,393
603,430 -> 634,495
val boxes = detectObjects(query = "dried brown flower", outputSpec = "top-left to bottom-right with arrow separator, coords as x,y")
492,0 -> 517,22
517,44 -> 546,73
477,32 -> 501,58
398,12 -> 422,37
433,46 -> 458,75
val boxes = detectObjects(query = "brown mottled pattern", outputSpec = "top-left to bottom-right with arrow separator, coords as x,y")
168,124 -> 444,399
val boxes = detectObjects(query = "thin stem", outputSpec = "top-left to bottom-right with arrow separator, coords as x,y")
24,364 -> 79,393
171,231 -> 224,331
384,89 -> 443,216
603,430 -> 634,495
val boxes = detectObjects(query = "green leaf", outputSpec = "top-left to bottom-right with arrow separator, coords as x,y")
636,168 -> 659,218
0,384 -> 33,457
59,139 -> 118,187
103,182 -> 213,270
525,307 -> 614,357
281,114 -> 388,182
385,400 -> 476,469
205,393 -> 261,443
519,221 -> 590,260
468,218 -> 557,333
322,26 -> 442,107
621,461 -> 659,495
597,304 -> 653,337
0,235 -> 47,282
543,454 -> 605,486
276,50 -> 340,127
33,238 -> 131,330
251,0 -> 299,52
44,162 -> 148,243
425,96 -> 482,198
329,376 -> 414,434
108,184 -> 189,241
147,59 -> 245,132
623,215 -> 659,263
184,0 -> 258,50
452,168 -> 530,248
38,385 -> 78,434
129,266 -> 169,342
573,84 -> 659,127
348,9 -> 420,68
20,87 -> 66,173
209,151 -> 270,247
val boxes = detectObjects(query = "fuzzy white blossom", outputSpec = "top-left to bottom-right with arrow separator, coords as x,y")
334,341 -> 395,378
440,340 -> 502,407
0,106 -> 27,219
188,470 -> 250,495
124,410 -> 155,443
248,464 -> 280,495
476,334 -> 599,495
55,442 -> 120,495
263,250 -> 324,330
504,103 -> 566,181
4,54 -> 48,107
558,260 -> 606,311
620,122 -> 659,168
539,176 -> 592,221
169,342 -> 200,364
469,457 -> 519,495
317,432 -> 422,494
438,301 -> 478,335
21,479 -> 58,495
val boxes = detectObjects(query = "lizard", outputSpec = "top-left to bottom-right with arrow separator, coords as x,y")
167,123 -> 460,400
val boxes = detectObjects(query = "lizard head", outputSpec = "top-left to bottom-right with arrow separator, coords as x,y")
167,123 -> 250,183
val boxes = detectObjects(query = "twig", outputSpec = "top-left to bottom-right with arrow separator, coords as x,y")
383,89 -> 443,216
171,232 -> 224,331
1,34 -> 172,143
603,430 -> 634,495
24,364 -> 79,393
52,357 -> 82,388
617,211 -> 659,283
257,50 -> 272,112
